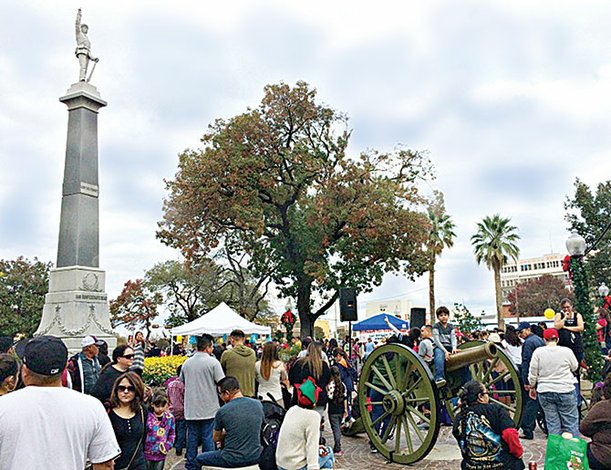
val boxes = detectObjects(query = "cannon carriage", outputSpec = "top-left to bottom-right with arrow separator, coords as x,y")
344,341 -> 524,464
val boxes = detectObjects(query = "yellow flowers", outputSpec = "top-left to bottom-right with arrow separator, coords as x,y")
143,355 -> 188,385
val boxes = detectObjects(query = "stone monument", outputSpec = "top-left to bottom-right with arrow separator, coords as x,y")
36,9 -> 116,350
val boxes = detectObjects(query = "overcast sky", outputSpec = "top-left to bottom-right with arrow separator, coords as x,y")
1,0 -> 610,322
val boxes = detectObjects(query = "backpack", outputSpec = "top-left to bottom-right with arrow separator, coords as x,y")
258,400 -> 286,470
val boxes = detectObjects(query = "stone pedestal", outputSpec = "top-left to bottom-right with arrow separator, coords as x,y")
37,266 -> 116,351
37,82 -> 116,351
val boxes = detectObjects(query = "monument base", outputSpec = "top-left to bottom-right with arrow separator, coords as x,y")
37,266 -> 117,352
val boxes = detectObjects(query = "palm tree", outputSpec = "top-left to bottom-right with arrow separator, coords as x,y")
471,214 -> 520,329
427,209 -> 456,323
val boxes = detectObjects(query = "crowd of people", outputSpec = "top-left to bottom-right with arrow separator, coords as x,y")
0,297 -> 610,470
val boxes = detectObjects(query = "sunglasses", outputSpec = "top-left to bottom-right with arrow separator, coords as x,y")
122,354 -> 135,359
117,385 -> 135,393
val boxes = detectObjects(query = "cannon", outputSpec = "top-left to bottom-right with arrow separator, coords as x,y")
349,341 -> 523,464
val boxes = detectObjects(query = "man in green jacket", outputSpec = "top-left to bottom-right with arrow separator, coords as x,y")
220,330 -> 256,397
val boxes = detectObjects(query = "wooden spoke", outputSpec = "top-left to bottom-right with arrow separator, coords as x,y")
364,381 -> 388,396
382,355 -> 397,388
372,410 -> 392,428
402,416 -> 414,453
370,365 -> 394,391
403,376 -> 423,397
489,396 -> 516,412
405,405 -> 430,424
481,357 -> 498,383
487,371 -> 510,387
381,416 -> 397,443
394,415 -> 403,454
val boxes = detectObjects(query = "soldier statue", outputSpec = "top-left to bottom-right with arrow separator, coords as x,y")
75,8 -> 99,82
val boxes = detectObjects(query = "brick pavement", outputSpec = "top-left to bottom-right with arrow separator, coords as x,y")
164,425 -> 550,469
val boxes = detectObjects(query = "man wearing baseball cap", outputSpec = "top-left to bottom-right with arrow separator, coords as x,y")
66,335 -> 104,394
516,321 -> 544,439
528,328 -> 579,437
0,336 -> 120,469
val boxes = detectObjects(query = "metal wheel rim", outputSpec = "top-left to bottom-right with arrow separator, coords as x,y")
358,343 -> 441,464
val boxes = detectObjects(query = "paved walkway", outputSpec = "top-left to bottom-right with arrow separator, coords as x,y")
165,425 -> 549,469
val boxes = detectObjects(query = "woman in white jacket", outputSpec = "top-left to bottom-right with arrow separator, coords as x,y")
276,378 -> 334,470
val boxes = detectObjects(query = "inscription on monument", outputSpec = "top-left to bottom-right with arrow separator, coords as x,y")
76,293 -> 107,301
80,182 -> 99,197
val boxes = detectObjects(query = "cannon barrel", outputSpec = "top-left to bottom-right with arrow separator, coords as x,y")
446,342 -> 497,373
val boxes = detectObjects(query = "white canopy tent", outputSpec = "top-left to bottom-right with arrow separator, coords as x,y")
170,302 -> 272,337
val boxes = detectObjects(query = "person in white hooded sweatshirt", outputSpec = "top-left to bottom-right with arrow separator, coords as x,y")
528,328 -> 579,437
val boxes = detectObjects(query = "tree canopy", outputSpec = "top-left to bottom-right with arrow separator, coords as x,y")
0,257 -> 51,337
565,178 -> 611,288
507,274 -> 573,317
158,82 -> 432,336
471,214 -> 520,328
145,257 -> 271,328
109,279 -> 162,339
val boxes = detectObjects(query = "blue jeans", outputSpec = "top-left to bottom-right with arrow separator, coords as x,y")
433,347 -> 445,381
328,413 -> 343,452
175,419 -> 186,453
538,391 -> 580,437
370,389 -> 391,436
196,450 -> 259,468
278,447 -> 334,470
521,389 -> 538,437
186,419 -> 215,470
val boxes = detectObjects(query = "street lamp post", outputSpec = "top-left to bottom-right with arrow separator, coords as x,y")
566,231 -> 603,380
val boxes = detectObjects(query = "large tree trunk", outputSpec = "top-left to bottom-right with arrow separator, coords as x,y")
429,260 -> 436,324
494,266 -> 505,329
297,280 -> 314,339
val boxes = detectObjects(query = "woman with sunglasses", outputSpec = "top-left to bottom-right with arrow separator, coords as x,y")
452,380 -> 525,470
109,371 -> 147,470
91,344 -> 135,405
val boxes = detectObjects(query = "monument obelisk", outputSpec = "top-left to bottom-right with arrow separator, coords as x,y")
37,9 -> 116,350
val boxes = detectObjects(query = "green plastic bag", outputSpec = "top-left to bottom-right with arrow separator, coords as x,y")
544,433 -> 589,470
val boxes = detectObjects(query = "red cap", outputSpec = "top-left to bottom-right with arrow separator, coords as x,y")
543,328 -> 559,341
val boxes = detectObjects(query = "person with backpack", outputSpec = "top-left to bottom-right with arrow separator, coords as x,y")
276,377 -> 334,470
331,348 -> 356,416
326,366 -> 347,457
288,342 -> 331,414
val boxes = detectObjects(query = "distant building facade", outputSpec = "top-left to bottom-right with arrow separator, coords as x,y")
500,252 -> 569,300
364,298 -> 426,323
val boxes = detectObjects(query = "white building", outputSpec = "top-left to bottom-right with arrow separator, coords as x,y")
364,298 -> 426,322
500,252 -> 569,299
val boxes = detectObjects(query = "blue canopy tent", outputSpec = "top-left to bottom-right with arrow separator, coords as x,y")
352,313 -> 409,331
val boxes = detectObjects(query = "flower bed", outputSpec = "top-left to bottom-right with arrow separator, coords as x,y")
143,355 -> 187,386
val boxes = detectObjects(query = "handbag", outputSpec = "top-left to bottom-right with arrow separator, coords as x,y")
544,433 -> 589,470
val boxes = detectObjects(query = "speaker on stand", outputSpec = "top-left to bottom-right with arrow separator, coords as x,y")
339,288 -> 358,363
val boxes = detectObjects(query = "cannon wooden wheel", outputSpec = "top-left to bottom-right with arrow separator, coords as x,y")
358,343 -> 441,464
443,341 -> 524,428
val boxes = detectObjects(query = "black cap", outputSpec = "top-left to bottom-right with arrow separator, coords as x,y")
0,336 -> 13,354
24,336 -> 68,376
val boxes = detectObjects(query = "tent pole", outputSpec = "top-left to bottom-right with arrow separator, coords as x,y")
170,335 -> 174,356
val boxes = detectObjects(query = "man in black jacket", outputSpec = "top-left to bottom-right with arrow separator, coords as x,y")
516,322 -> 545,439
